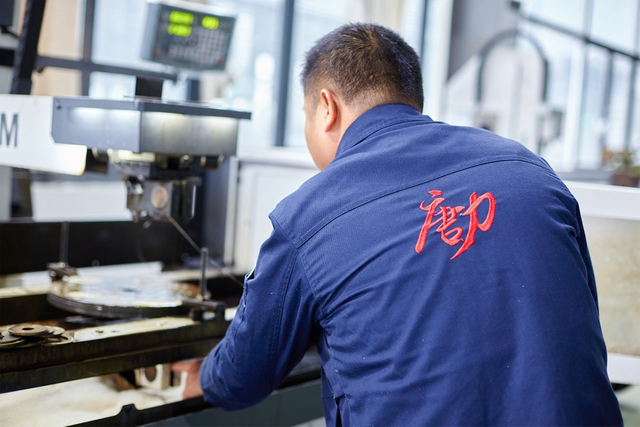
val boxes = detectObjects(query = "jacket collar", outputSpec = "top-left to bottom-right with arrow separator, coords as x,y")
335,103 -> 428,157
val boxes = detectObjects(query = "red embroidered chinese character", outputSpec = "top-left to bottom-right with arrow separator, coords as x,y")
415,189 -> 496,260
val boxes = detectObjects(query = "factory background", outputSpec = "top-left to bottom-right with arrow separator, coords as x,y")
4,0 -> 640,216
0,0 -> 638,425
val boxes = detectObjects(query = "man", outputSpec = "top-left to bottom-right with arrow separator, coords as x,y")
174,23 -> 622,425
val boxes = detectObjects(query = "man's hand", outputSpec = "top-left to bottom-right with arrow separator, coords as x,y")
172,358 -> 204,400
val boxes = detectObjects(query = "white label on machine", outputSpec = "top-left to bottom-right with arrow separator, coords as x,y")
0,95 -> 86,175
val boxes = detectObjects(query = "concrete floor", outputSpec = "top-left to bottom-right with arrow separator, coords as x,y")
618,385 -> 640,426
295,385 -> 640,426
293,419 -> 325,427
2,379 -> 636,426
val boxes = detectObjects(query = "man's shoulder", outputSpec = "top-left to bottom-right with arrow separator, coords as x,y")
270,122 -> 559,248
269,170 -> 331,247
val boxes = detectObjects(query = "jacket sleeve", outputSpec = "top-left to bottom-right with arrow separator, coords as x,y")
574,202 -> 599,310
199,216 -> 322,410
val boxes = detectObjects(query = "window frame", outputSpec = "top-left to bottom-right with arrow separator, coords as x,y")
82,0 -> 431,147
521,0 -> 640,171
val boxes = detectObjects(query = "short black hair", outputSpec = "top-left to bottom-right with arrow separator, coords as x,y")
301,23 -> 424,111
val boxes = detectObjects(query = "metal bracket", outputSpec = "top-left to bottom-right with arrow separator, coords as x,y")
10,0 -> 46,95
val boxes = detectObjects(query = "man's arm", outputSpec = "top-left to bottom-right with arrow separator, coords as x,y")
574,203 -> 599,309
172,359 -> 204,399
198,218 -> 322,410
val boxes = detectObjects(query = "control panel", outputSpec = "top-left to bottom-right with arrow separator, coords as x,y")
141,0 -> 235,70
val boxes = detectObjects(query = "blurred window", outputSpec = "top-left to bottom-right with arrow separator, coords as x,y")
521,0 -> 640,172
88,0 -> 428,150
211,0 -> 284,148
591,0 -> 638,53
631,71 -> 640,153
578,46 -> 609,169
284,0 -> 350,148
530,27 -> 577,111
607,55 -> 634,153
284,0 -> 426,147
89,0 -> 284,149
90,0 -> 189,101
522,0 -> 585,32
523,24 -> 582,168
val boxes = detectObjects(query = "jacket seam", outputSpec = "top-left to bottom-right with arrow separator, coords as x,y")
265,218 -> 298,390
271,215 -> 346,409
270,215 -> 328,323
337,117 -> 432,156
294,157 -> 555,247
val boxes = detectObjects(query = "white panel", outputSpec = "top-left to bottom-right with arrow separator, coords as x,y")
234,157 -> 317,272
565,181 -> 640,221
31,181 -> 130,222
565,181 -> 640,378
0,95 -> 86,175
608,353 -> 640,385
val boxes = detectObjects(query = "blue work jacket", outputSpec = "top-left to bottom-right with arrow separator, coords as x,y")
200,103 -> 622,426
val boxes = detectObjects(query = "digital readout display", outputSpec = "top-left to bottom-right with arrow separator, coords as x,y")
166,12 -> 219,36
142,2 -> 234,70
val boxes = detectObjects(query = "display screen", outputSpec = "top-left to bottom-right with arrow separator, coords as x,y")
141,2 -> 235,70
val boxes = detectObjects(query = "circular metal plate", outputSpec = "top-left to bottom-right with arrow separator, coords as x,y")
43,332 -> 74,346
0,325 -> 15,334
47,326 -> 66,336
8,324 -> 50,337
0,333 -> 26,349
0,334 -> 24,345
15,337 -> 48,348
47,276 -> 199,319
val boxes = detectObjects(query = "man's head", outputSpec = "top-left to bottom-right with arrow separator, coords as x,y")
301,23 -> 424,169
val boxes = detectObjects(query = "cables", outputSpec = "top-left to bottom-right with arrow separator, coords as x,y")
167,215 -> 244,288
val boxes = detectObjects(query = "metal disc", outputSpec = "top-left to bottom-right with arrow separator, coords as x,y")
0,325 -> 15,334
43,332 -> 74,346
8,324 -> 50,337
15,337 -> 47,348
47,275 -> 199,319
47,326 -> 66,336
0,334 -> 24,344
0,334 -> 26,349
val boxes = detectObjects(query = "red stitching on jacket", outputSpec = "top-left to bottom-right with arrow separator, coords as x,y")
415,190 -> 496,259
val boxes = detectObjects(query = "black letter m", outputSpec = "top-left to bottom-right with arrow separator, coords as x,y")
1,113 -> 18,147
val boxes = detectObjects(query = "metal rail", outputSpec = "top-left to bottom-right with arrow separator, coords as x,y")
0,316 -> 228,394
35,56 -> 178,82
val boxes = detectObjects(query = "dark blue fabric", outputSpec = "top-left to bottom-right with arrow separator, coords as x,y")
200,103 -> 622,426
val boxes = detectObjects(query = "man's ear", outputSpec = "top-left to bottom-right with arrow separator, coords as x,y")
319,89 -> 339,133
